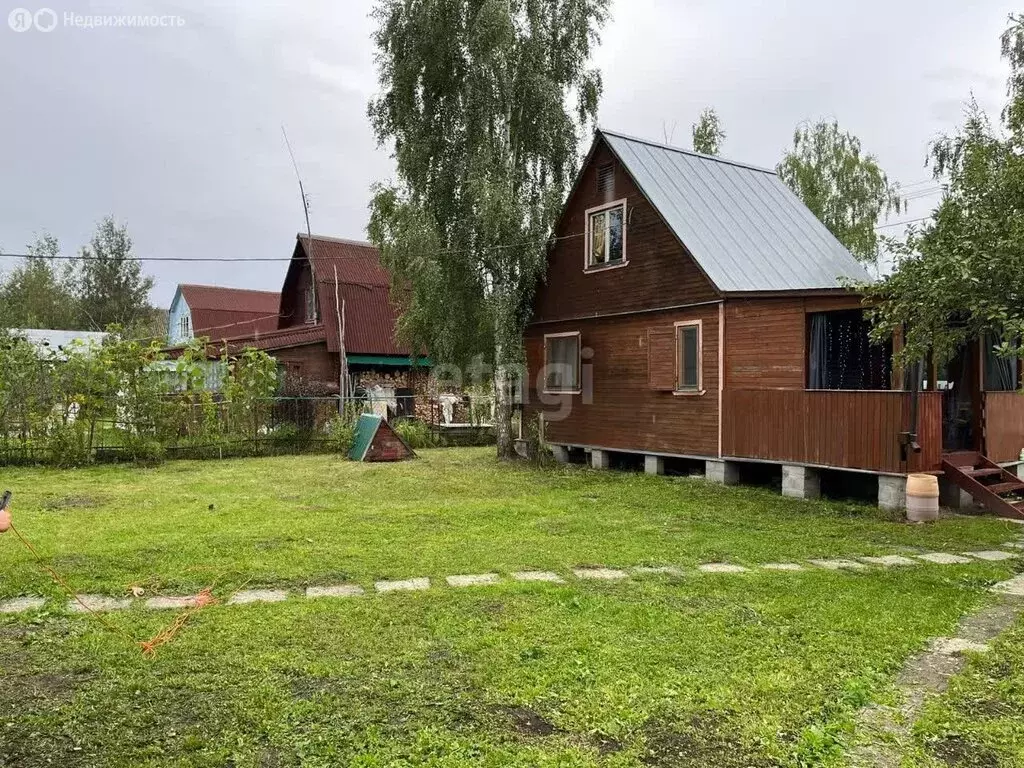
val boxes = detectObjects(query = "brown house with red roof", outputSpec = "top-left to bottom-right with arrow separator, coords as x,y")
217,234 -> 431,413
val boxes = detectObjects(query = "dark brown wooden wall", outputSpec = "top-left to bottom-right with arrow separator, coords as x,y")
983,392 -> 1024,463
273,342 -> 338,385
532,139 -> 718,324
524,304 -> 721,456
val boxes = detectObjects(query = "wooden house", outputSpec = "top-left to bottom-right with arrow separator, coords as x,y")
523,129 -> 1024,517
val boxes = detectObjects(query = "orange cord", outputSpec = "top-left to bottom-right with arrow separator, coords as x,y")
8,520 -> 217,657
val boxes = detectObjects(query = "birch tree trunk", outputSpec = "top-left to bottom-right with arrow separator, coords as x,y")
493,335 -> 516,460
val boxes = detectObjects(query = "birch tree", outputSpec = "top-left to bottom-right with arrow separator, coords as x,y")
367,0 -> 609,458
691,107 -> 725,155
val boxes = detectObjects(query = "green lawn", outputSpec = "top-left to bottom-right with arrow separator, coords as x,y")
1,449 -> 1022,767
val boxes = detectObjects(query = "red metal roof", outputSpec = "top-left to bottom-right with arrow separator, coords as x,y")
297,235 -> 410,356
179,284 -> 281,340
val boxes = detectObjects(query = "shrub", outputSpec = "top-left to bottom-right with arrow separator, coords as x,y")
326,415 -> 357,456
393,419 -> 438,449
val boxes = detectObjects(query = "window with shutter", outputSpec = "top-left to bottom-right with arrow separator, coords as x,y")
647,327 -> 677,390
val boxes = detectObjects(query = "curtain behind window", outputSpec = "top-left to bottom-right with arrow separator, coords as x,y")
807,310 -> 892,390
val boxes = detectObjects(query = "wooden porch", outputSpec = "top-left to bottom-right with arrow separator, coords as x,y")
721,389 -> 943,474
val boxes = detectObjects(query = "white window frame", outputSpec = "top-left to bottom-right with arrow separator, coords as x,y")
179,314 -> 190,340
543,331 -> 582,395
674,320 -> 703,395
584,199 -> 628,272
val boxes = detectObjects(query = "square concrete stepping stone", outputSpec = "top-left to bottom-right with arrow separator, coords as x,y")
993,575 -> 1024,596
760,563 -> 804,571
375,578 -> 430,593
633,566 -> 685,576
808,559 -> 868,571
0,597 -> 46,613
227,589 -> 288,605
931,637 -> 990,655
69,594 -> 132,612
918,552 -> 973,565
698,563 -> 748,573
1003,542 -> 1024,549
145,595 -> 201,610
573,568 -> 628,580
511,571 -> 565,583
445,574 -> 500,587
861,555 -> 918,567
964,550 -> 1018,561
305,584 -> 365,599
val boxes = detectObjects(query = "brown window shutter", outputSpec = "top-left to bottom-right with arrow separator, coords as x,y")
647,327 -> 677,390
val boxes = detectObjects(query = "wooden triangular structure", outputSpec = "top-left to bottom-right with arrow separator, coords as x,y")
349,414 -> 417,462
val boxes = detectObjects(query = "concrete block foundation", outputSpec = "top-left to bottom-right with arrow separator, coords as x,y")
551,445 -> 570,464
939,478 -> 975,510
706,459 -> 740,485
590,449 -> 610,470
782,465 -> 820,500
878,475 -> 907,511
645,455 -> 665,476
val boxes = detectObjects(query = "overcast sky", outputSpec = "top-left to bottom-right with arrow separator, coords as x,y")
0,0 -> 1016,307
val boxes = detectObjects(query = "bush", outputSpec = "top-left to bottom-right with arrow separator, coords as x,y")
393,419 -> 438,449
326,415 -> 357,456
47,421 -> 91,468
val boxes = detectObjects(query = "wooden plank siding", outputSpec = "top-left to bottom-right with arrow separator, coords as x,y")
524,304 -> 721,457
983,391 -> 1024,462
531,139 -> 719,326
724,298 -> 807,389
721,390 -> 942,473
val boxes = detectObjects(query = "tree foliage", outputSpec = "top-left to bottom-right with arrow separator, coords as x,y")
367,0 -> 609,457
777,119 -> 903,265
76,216 -> 155,330
862,15 -> 1024,367
0,234 -> 79,329
691,107 -> 725,156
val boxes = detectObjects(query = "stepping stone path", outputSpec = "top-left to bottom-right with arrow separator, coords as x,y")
446,574 -> 500,587
809,559 -> 868,570
70,595 -> 131,612
861,555 -> 917,567
2,548 -> 1019,615
573,568 -> 628,580
698,563 -> 747,573
375,578 -> 430,593
965,550 -> 1017,561
512,571 -> 564,583
227,589 -> 288,605
0,597 -> 45,614
917,552 -> 972,564
930,637 -> 990,655
306,584 -> 364,599
145,595 -> 201,610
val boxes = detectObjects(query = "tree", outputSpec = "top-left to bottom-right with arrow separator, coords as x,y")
0,234 -> 80,329
863,16 -> 1024,367
367,0 -> 609,459
76,217 -> 155,331
691,107 -> 725,155
777,119 -> 903,265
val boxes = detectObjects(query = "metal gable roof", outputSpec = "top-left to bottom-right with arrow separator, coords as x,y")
600,129 -> 872,293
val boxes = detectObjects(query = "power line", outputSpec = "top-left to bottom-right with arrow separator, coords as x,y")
875,216 -> 932,230
0,231 -> 587,264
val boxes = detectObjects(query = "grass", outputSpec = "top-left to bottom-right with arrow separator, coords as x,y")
0,448 -> 1022,767
909,616 -> 1024,767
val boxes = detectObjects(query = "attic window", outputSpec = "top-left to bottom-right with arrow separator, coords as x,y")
585,200 -> 627,270
597,163 -> 614,194
305,283 -> 320,324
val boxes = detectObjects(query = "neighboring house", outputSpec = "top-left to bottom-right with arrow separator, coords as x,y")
167,284 -> 280,346
524,128 -> 1024,517
221,235 -> 432,418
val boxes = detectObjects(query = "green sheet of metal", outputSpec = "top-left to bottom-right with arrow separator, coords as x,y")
346,354 -> 433,367
349,413 -> 382,461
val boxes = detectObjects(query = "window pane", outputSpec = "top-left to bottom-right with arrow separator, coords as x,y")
546,336 -> 579,390
679,327 -> 699,389
608,207 -> 623,262
590,212 -> 606,264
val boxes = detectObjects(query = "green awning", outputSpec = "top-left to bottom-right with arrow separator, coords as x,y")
346,354 -> 432,367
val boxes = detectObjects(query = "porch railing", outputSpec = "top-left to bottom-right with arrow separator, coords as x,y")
721,389 -> 943,473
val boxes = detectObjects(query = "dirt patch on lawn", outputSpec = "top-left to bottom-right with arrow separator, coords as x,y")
500,705 -> 561,737
641,713 -> 777,768
930,734 -> 1001,768
42,495 -> 101,511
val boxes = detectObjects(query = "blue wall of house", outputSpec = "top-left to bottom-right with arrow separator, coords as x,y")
167,288 -> 193,345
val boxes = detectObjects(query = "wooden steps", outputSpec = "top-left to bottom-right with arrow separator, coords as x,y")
941,451 -> 1024,520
